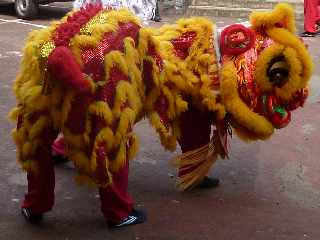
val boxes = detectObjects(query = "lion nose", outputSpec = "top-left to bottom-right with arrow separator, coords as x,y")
267,56 -> 289,88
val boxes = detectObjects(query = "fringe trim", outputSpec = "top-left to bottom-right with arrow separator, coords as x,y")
173,132 -> 225,191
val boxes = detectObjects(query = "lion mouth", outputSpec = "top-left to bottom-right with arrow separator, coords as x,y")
262,55 -> 291,129
260,93 -> 291,129
262,55 -> 309,129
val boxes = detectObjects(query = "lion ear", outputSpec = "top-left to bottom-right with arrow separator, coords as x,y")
249,3 -> 296,33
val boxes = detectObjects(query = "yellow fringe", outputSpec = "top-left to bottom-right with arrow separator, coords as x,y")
266,28 -> 313,100
255,44 -> 286,92
250,3 -> 296,33
220,61 -> 274,141
143,17 -> 224,150
127,133 -> 139,160
88,101 -> 113,125
173,137 -> 219,191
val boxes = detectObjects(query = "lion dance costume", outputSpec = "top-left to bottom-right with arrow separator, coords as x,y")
9,3 -> 313,225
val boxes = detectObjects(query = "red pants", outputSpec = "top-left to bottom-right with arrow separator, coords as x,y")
179,104 -> 212,152
22,130 -> 133,224
304,0 -> 320,33
178,104 -> 212,176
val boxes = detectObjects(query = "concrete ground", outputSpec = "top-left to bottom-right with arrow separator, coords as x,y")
0,2 -> 319,240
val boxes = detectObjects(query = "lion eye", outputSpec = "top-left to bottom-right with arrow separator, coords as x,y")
267,56 -> 289,88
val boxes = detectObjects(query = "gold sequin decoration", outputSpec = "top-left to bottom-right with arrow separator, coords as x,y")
80,11 -> 111,35
40,41 -> 55,59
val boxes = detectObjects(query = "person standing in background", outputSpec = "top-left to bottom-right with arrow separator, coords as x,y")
152,0 -> 161,22
301,0 -> 320,37
73,0 -> 161,23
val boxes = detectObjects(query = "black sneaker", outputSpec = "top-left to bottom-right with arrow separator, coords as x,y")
300,32 -> 316,37
196,176 -> 220,189
21,208 -> 43,223
109,209 -> 146,228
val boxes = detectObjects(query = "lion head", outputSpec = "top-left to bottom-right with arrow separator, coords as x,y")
219,3 -> 313,141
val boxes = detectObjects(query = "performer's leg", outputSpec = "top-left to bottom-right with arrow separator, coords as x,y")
303,0 -> 319,36
178,104 -> 219,188
99,160 -> 146,227
178,104 -> 211,153
21,128 -> 57,222
152,0 -> 161,22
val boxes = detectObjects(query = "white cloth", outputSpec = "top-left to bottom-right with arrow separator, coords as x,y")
73,0 -> 156,23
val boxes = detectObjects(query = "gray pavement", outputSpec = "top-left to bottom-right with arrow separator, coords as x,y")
0,3 -> 320,240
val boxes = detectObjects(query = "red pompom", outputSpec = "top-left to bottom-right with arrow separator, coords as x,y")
48,46 -> 91,93
270,111 -> 291,129
259,93 -> 292,129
